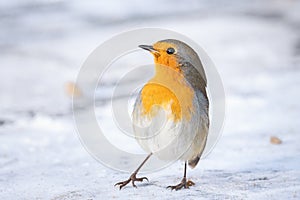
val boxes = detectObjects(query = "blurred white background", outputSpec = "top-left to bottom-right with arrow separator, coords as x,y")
0,0 -> 299,199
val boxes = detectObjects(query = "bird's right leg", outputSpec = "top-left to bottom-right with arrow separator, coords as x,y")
167,161 -> 195,190
115,153 -> 152,190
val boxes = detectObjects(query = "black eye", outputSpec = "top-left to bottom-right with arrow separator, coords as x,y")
166,47 -> 175,55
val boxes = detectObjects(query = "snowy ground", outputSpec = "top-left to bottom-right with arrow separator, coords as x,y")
1,1 -> 300,199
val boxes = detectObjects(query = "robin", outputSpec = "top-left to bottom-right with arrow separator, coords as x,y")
115,39 -> 209,190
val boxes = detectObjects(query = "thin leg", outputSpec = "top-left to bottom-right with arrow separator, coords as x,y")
183,161 -> 187,178
115,153 -> 152,190
167,161 -> 195,190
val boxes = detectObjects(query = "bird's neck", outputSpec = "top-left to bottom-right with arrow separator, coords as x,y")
153,55 -> 180,73
152,64 -> 182,84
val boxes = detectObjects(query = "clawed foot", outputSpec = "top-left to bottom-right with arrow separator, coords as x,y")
167,177 -> 195,191
114,172 -> 149,190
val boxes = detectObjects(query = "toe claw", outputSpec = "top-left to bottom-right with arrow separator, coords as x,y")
141,177 -> 148,182
167,179 -> 195,191
114,182 -> 121,187
115,174 -> 149,189
132,181 -> 137,188
187,180 -> 195,186
167,186 -> 175,190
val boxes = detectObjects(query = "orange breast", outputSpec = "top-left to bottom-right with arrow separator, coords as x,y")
140,67 -> 195,122
140,83 -> 181,120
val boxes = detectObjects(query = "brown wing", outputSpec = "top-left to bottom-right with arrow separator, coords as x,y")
181,61 -> 209,168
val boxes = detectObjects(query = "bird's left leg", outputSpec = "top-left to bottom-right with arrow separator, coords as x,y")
167,161 -> 195,190
115,153 -> 152,190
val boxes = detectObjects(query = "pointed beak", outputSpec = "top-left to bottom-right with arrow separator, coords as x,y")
138,45 -> 157,53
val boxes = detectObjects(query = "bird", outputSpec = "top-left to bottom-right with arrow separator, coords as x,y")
115,39 -> 209,190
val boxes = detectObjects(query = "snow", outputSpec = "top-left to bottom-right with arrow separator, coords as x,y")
1,0 -> 300,199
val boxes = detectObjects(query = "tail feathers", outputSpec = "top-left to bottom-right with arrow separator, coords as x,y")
188,156 -> 200,169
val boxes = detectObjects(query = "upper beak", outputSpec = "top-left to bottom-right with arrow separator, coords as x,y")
138,45 -> 157,53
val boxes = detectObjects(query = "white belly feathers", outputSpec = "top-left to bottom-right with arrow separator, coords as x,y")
132,95 -> 207,162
